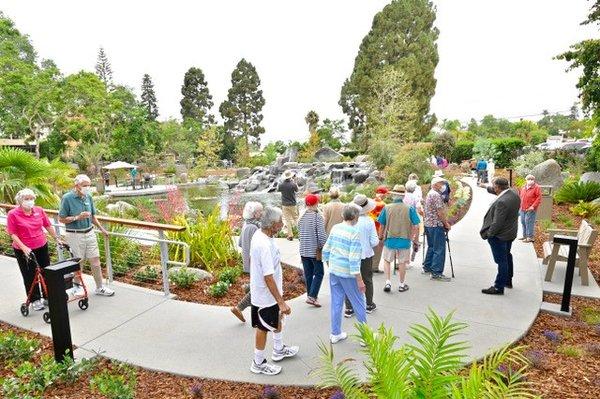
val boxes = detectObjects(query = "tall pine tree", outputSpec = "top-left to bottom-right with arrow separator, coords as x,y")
140,73 -> 158,121
219,59 -> 266,156
340,0 -> 439,149
180,67 -> 214,125
95,47 -> 113,89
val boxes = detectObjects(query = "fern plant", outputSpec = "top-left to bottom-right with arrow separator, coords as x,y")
314,310 -> 538,399
554,181 -> 600,204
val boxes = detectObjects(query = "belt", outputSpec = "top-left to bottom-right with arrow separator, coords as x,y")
66,227 -> 93,234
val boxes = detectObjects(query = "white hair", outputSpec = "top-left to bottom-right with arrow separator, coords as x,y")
260,206 -> 283,228
242,201 -> 264,221
405,180 -> 418,193
329,186 -> 340,199
15,188 -> 36,204
342,204 -> 360,221
526,174 -> 535,180
74,174 -> 91,185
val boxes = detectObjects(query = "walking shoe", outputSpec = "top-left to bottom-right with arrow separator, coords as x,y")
398,284 -> 410,292
95,286 -> 115,296
373,269 -> 384,273
32,300 -> 45,311
525,237 -> 535,243
421,268 -> 432,275
330,332 -> 348,344
383,282 -> 391,292
271,345 -> 299,362
250,359 -> 282,375
344,308 -> 354,318
506,282 -> 513,289
306,297 -> 322,308
482,286 -> 504,295
431,274 -> 451,282
366,303 -> 377,314
518,237 -> 526,240
230,307 -> 246,323
72,283 -> 85,296
42,299 -> 48,306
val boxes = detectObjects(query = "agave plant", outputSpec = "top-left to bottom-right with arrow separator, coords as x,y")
314,310 -> 538,399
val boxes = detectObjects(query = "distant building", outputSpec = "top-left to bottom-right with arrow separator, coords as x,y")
0,138 -> 35,152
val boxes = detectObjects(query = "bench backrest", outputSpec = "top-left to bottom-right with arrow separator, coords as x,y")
577,220 -> 598,246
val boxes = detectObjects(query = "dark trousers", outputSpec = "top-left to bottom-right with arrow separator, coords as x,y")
14,243 -> 50,302
424,227 -> 446,275
301,256 -> 324,299
487,236 -> 514,291
345,257 -> 374,309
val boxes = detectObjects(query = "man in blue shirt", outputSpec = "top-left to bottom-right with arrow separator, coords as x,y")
378,185 -> 420,293
59,174 -> 114,297
476,159 -> 488,184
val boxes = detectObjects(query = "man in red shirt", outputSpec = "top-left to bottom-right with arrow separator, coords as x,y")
519,175 -> 541,243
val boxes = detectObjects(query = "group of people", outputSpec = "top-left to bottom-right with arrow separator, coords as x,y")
230,169 -> 456,376
474,158 -> 496,184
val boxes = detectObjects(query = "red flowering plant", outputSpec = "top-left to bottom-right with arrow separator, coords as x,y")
227,190 -> 244,233
156,188 -> 188,223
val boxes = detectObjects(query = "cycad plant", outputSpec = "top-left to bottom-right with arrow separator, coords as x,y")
314,310 -> 538,399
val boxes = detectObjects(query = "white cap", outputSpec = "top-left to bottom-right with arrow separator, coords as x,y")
431,177 -> 447,185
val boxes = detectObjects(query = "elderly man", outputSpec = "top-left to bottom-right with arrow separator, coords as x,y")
519,174 -> 541,243
278,170 -> 299,241
378,185 -> 420,292
323,186 -> 345,234
369,185 -> 388,273
58,174 -> 114,297
423,177 -> 452,282
249,207 -> 299,376
480,178 -> 521,295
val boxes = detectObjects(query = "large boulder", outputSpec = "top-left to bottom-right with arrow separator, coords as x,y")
282,162 -> 299,169
315,147 -> 343,162
531,159 -> 563,189
245,180 -> 260,192
236,167 -> 251,179
170,267 -> 212,281
354,155 -> 369,163
580,172 -> 600,184
106,201 -> 136,216
353,170 -> 370,184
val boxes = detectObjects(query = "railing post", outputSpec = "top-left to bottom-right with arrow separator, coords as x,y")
103,225 -> 113,285
158,229 -> 170,296
556,235 -> 578,313
53,216 -> 64,262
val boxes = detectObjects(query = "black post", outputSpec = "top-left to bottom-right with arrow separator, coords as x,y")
553,235 -> 578,313
44,259 -> 81,362
507,168 -> 513,187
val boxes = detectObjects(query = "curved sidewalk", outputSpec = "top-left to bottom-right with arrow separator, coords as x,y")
0,178 -> 542,386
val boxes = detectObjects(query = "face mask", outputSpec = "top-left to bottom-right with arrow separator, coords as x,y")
81,187 -> 91,196
526,180 -> 534,187
440,185 -> 447,193
22,200 -> 34,209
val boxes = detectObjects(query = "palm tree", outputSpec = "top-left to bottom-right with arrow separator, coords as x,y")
0,148 -> 74,208
314,310 -> 538,398
305,110 -> 320,135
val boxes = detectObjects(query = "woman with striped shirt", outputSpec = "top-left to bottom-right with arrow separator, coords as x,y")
298,194 -> 327,307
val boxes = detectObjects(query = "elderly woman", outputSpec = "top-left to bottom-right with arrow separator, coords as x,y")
231,201 -> 264,323
6,189 -> 62,311
298,194 -> 327,307
322,204 -> 366,344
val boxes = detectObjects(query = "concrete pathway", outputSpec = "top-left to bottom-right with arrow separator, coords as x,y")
0,178 -> 542,386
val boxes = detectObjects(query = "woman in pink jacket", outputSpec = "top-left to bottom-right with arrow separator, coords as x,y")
519,175 -> 542,243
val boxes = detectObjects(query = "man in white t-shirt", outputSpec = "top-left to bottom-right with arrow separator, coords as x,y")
249,206 -> 299,376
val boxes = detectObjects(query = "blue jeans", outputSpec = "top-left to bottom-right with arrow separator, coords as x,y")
487,236 -> 514,291
424,226 -> 446,275
330,273 -> 366,335
520,210 -> 536,238
301,257 -> 324,299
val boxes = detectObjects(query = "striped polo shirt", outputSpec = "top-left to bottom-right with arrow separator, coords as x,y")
322,222 -> 362,278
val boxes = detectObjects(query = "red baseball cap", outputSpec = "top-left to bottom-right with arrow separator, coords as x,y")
376,185 -> 389,194
305,194 -> 319,206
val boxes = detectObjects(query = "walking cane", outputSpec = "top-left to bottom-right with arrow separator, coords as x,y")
445,230 -> 455,278
421,229 -> 426,264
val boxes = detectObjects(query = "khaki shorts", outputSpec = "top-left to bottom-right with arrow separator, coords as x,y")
65,230 -> 100,260
383,247 -> 410,264
282,205 -> 299,232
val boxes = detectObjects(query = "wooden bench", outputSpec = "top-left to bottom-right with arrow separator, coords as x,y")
542,220 -> 597,286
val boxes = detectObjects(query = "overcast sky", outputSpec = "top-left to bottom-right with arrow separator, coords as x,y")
1,1 -> 596,144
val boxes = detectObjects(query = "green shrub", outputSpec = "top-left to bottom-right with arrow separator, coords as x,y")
207,281 -> 229,297
369,139 -> 400,170
169,267 -> 200,289
570,201 -> 600,218
90,363 -> 137,399
512,151 -> 545,177
539,219 -> 556,231
0,331 -> 40,364
218,266 -> 242,285
491,138 -> 526,168
431,132 -> 456,159
556,214 -> 575,228
450,141 -> 474,163
132,266 -> 159,283
555,181 -> 600,204
385,147 -> 434,186
581,307 -> 600,325
557,344 -> 584,358
473,139 -> 498,161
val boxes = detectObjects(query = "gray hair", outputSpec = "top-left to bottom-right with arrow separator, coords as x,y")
260,206 -> 283,228
342,204 -> 360,221
74,174 -> 91,185
525,174 -> 535,180
242,201 -> 264,221
329,186 -> 340,199
405,180 -> 418,193
15,188 -> 36,204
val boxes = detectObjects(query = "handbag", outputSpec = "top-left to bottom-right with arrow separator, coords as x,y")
314,212 -> 323,261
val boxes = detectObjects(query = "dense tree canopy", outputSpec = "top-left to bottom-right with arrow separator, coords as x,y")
180,67 -> 214,125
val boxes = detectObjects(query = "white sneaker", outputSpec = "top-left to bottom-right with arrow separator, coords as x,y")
250,359 -> 282,375
271,345 -> 299,362
32,300 -> 45,311
95,286 -> 115,296
330,332 -> 348,344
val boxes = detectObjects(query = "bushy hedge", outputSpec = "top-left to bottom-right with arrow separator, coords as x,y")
450,141 -> 474,163
490,138 -> 526,168
385,147 -> 434,185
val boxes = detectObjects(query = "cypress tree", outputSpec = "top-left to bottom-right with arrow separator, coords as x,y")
219,59 -> 266,155
340,0 -> 439,148
95,47 -> 113,89
180,67 -> 214,125
140,73 -> 159,121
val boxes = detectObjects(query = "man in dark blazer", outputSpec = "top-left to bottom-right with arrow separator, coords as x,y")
479,177 -> 521,295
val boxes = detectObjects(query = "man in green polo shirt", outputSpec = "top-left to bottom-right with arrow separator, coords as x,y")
59,174 -> 114,297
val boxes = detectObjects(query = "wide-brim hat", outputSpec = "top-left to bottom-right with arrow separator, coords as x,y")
352,194 -> 376,215
282,170 -> 296,180
389,184 -> 406,195
433,170 -> 445,177
431,176 -> 447,185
